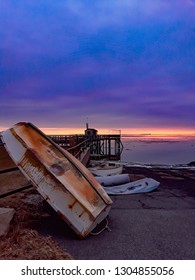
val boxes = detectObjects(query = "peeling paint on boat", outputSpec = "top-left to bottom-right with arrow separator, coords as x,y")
1,122 -> 112,238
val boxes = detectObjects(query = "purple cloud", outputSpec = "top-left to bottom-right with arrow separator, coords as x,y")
0,0 -> 195,132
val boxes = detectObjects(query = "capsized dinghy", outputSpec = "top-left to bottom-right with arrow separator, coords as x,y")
1,122 -> 112,238
95,174 -> 131,186
103,178 -> 160,195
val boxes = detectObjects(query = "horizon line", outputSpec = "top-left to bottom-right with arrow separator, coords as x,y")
0,126 -> 195,137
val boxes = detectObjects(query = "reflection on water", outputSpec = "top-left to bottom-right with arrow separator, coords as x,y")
121,136 -> 195,165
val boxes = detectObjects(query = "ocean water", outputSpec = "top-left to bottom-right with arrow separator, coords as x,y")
121,136 -> 195,165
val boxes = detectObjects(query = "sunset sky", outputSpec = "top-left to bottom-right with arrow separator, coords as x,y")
1,0 -> 195,135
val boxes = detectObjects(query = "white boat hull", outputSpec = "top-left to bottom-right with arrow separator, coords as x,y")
1,122 -> 112,238
95,174 -> 131,186
88,164 -> 123,177
103,178 -> 160,195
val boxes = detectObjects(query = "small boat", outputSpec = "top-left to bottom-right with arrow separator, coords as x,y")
88,163 -> 123,177
95,174 -> 131,186
1,122 -> 112,238
103,178 -> 160,195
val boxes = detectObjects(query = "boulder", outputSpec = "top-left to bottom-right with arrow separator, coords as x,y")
188,161 -> 195,166
0,208 -> 15,237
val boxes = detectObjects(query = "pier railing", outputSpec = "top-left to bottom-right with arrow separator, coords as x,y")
49,134 -> 123,162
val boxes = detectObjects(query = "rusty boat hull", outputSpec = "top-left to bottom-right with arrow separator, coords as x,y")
1,122 -> 112,238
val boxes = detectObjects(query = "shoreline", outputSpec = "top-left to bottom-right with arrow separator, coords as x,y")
108,160 -> 195,170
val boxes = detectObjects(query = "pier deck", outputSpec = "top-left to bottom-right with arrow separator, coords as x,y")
49,133 -> 123,161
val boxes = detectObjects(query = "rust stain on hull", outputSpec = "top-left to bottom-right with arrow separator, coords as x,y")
1,122 -> 112,237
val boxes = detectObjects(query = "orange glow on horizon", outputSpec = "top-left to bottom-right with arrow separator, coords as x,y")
1,126 -> 195,137
120,128 -> 195,137
41,127 -> 195,137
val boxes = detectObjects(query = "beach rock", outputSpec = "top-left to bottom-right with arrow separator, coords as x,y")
0,207 -> 15,237
188,161 -> 195,166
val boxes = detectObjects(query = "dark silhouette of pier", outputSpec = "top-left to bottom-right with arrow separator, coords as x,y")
49,123 -> 123,164
49,133 -> 123,163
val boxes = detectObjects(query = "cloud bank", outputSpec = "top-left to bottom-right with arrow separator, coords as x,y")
0,0 -> 195,132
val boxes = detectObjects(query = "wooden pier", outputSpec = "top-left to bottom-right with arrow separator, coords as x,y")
49,133 -> 123,162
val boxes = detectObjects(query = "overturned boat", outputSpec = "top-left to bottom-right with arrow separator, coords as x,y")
94,173 -> 160,195
1,122 -> 112,238
95,173 -> 131,186
103,178 -> 160,195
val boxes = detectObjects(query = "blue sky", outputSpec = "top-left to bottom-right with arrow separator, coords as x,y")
0,0 -> 195,134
